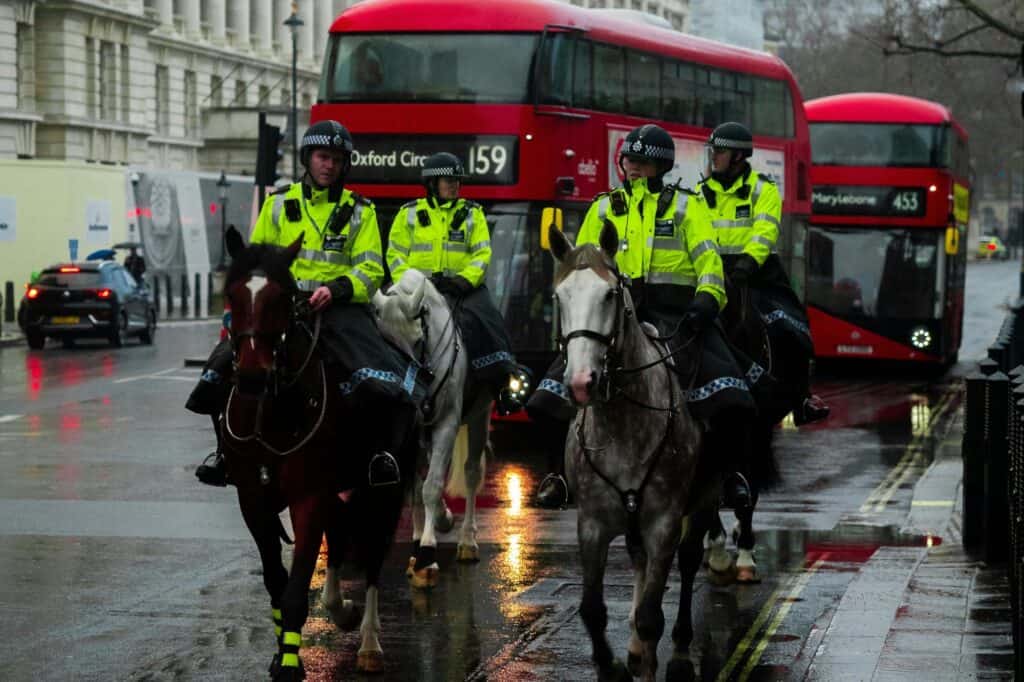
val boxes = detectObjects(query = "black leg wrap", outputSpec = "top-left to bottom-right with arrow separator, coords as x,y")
414,543 -> 437,569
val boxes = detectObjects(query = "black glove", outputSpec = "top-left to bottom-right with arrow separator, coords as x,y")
429,272 -> 450,294
450,275 -> 474,296
680,291 -> 719,333
729,254 -> 759,288
326,276 -> 354,304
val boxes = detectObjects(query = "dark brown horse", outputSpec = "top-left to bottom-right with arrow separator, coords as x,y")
220,234 -> 414,679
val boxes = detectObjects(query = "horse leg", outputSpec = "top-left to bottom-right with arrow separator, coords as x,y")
704,510 -> 733,582
668,509 -> 713,682
634,518 -> 681,682
275,494 -> 328,681
321,506 -> 361,632
457,408 -> 489,563
411,418 -> 458,589
408,473 -> 426,578
356,549 -> 386,673
236,487 -> 288,648
732,422 -> 765,584
626,536 -> 647,677
579,521 -> 630,682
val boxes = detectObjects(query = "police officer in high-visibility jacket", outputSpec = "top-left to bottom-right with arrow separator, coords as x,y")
528,124 -> 758,509
700,122 -> 829,426
187,120 -> 423,487
387,152 -> 523,411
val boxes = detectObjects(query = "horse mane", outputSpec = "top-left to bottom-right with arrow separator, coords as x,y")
224,243 -> 298,295
553,244 -> 617,286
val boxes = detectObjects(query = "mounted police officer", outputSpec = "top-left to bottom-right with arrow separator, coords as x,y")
530,123 -> 759,509
187,119 -> 423,488
700,122 -> 829,426
387,151 -> 524,412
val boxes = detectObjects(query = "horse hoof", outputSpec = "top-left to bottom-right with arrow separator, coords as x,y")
357,650 -> 385,674
270,656 -> 306,681
708,565 -> 736,587
405,556 -> 416,578
736,565 -> 761,584
666,656 -> 696,682
626,650 -> 642,677
456,543 -> 479,563
410,563 -> 439,589
598,659 -> 632,682
434,506 -> 455,534
327,598 -> 362,632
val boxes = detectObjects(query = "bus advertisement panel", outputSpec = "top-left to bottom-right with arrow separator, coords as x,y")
804,93 -> 969,365
313,0 -> 813,377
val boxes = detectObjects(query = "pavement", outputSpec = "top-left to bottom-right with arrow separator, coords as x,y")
0,311 -> 219,348
806,400 -> 1016,681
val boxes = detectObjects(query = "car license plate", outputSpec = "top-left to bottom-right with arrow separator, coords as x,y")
51,315 -> 80,325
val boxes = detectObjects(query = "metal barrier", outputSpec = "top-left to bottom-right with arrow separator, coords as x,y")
964,299 -> 1024,678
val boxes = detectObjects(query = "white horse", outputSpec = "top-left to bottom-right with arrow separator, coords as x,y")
373,269 -> 492,589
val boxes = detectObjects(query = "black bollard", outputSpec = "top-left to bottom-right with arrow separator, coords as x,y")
153,277 -> 161,320
983,370 -> 1010,563
4,281 -> 13,323
194,273 -> 201,318
980,357 -> 1000,377
990,341 -> 1008,373
164,274 -> 172,317
963,369 -> 988,554
180,273 -> 188,316
207,272 -> 214,317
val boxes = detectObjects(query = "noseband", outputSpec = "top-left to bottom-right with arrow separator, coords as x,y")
556,272 -> 629,402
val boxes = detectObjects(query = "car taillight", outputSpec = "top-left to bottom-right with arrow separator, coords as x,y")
27,287 -> 39,299
987,243 -> 997,251
97,288 -> 112,299
60,266 -> 80,273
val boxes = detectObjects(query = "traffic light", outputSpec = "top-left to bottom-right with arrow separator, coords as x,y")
255,113 -> 285,187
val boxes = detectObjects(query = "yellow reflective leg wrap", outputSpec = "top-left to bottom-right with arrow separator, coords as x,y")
283,631 -> 301,647
281,653 -> 300,668
272,608 -> 283,638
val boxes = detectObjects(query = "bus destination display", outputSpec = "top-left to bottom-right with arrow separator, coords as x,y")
811,185 -> 927,217
348,135 -> 518,185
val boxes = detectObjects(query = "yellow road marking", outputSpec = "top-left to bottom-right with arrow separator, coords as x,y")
859,391 -> 955,514
739,555 -> 829,680
911,500 -> 955,507
716,582 -> 788,682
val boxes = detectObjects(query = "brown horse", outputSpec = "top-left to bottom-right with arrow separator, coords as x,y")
220,234 -> 415,679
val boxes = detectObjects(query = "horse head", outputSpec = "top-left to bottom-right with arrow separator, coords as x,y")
373,270 -> 429,346
549,222 -> 626,407
223,234 -> 302,395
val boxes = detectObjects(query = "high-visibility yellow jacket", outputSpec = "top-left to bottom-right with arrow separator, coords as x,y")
387,197 -> 491,286
250,182 -> 383,303
577,178 -> 726,309
699,170 -> 781,266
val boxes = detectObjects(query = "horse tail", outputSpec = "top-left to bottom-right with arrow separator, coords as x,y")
444,425 -> 470,498
751,419 -> 781,492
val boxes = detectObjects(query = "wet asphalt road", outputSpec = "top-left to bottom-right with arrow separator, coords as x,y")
0,259 -> 1017,681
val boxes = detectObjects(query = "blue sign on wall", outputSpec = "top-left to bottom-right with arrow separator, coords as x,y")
69,238 -> 79,261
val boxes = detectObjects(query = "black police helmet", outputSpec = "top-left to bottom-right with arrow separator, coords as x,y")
708,122 -> 753,159
300,120 -> 354,168
620,124 -> 675,176
421,152 -> 467,181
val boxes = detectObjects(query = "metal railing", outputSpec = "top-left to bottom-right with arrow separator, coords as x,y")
963,299 -> 1024,678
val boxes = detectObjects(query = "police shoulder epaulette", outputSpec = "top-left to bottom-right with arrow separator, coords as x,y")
678,186 -> 697,196
269,184 -> 291,196
757,173 -> 775,184
401,199 -> 419,210
348,190 -> 372,206
462,199 -> 482,210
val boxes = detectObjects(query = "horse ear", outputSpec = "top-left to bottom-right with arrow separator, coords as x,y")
598,221 -> 619,261
402,273 -> 426,319
285,234 -> 303,262
549,224 -> 572,263
225,225 -> 246,260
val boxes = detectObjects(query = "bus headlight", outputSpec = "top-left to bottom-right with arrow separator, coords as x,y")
910,327 -> 932,349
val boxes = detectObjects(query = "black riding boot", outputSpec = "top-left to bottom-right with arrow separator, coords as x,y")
788,353 -> 830,426
366,401 -> 416,487
195,415 -> 230,487
707,412 -> 753,510
528,408 -> 572,509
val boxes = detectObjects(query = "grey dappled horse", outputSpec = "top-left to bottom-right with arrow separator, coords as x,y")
373,269 -> 492,589
550,224 -> 719,682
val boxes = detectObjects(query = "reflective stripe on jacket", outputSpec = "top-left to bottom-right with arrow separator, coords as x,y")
249,182 -> 383,303
576,178 -> 726,309
387,197 -> 491,286
701,170 -> 781,265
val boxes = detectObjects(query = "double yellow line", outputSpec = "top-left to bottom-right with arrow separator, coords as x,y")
858,390 -> 956,514
716,555 -> 829,681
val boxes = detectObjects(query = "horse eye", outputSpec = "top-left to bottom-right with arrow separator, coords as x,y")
604,289 -> 615,301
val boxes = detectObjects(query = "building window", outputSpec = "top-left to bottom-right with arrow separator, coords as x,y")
120,46 -> 130,121
16,22 -> 35,110
258,84 -> 271,106
155,65 -> 170,134
234,78 -> 246,105
86,38 -> 97,117
280,88 -> 290,107
184,70 -> 198,136
99,41 -> 117,120
211,75 -> 224,107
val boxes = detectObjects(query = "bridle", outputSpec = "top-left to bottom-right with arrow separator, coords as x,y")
413,294 -> 461,423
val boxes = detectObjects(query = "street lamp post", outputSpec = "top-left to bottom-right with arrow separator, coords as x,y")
216,171 -> 231,269
284,8 -> 303,182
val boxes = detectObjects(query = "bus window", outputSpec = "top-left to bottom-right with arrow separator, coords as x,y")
810,123 -> 943,167
701,69 -> 725,127
661,61 -> 693,124
593,43 -> 626,113
723,74 -> 752,125
573,39 -> 593,110
626,51 -> 660,118
538,33 -> 575,106
325,33 -> 539,103
752,77 -> 786,137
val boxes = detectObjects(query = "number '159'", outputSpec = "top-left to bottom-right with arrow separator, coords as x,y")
467,145 -> 508,176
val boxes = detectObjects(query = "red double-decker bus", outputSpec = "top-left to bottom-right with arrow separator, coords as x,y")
804,93 -> 969,365
312,0 -> 813,376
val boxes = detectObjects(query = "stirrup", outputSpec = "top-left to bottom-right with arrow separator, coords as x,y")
722,471 -> 752,510
794,395 -> 830,426
368,451 -> 401,487
536,473 -> 569,509
195,451 -> 228,487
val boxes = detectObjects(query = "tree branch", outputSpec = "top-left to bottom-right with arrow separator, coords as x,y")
881,33 -> 1019,60
938,22 -> 992,47
955,0 -> 1024,41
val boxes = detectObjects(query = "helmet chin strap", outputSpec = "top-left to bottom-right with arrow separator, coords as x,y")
711,158 -> 750,187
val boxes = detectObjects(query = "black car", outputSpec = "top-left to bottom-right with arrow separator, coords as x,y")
21,261 -> 157,349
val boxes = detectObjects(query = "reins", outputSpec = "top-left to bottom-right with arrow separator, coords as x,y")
417,294 -> 461,422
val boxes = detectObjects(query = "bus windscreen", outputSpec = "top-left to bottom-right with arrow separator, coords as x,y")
810,123 -> 946,168
324,33 -> 539,104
